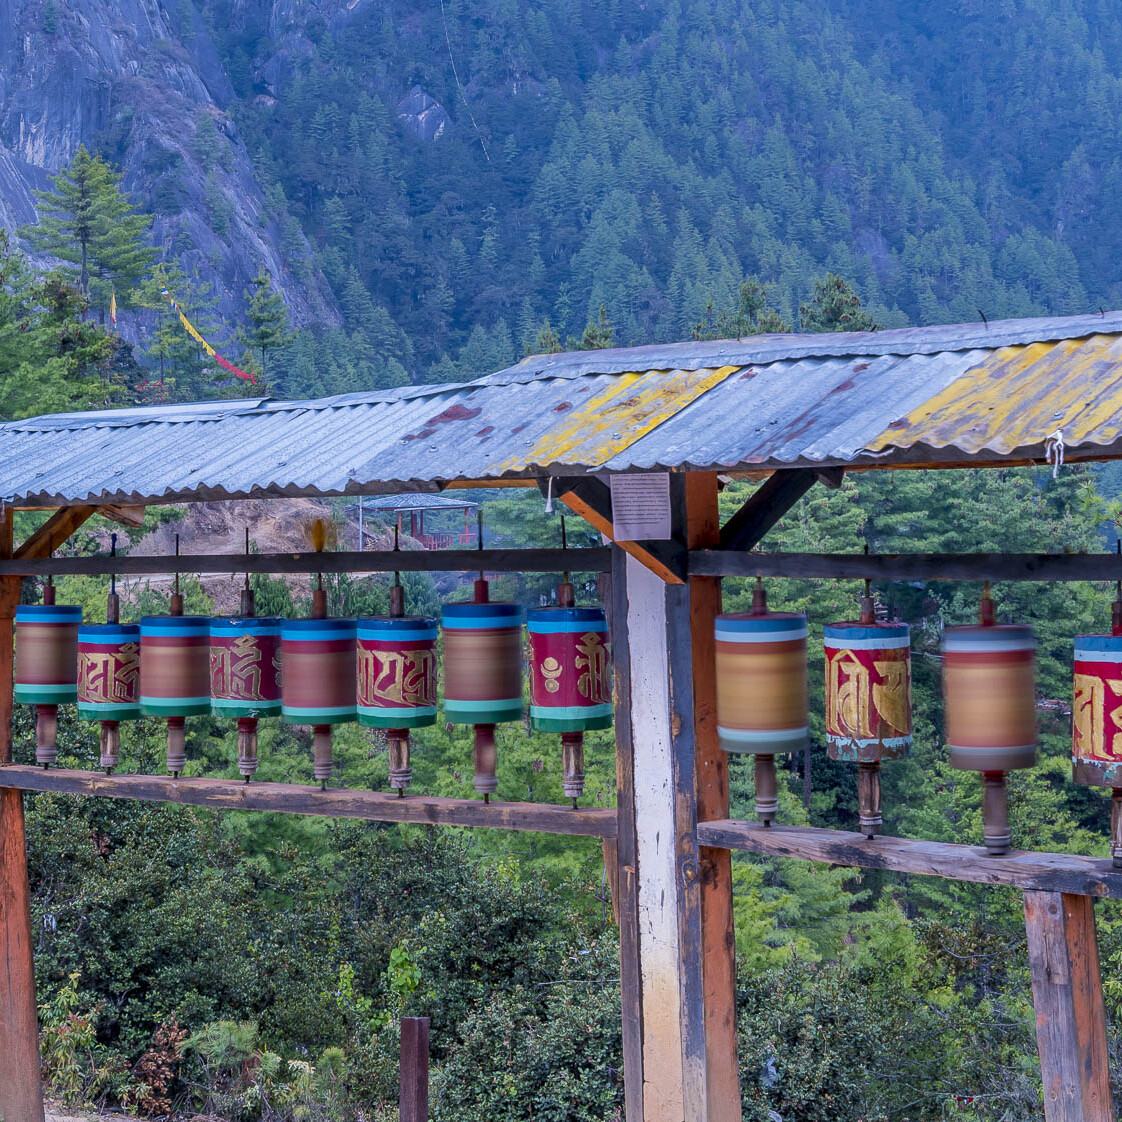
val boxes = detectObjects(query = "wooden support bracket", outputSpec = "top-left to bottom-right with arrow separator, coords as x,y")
15,504 -> 97,560
719,468 -> 843,552
553,477 -> 687,584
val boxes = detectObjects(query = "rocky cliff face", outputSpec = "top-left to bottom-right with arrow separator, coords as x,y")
0,0 -> 340,330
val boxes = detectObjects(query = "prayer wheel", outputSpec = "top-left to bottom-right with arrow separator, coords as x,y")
140,615 -> 211,776
1072,588 -> 1122,865
356,610 -> 438,794
527,602 -> 611,804
14,602 -> 81,767
942,607 -> 1037,854
211,616 -> 282,779
281,617 -> 356,787
442,597 -> 524,799
824,615 -> 912,838
77,623 -> 140,771
715,585 -> 807,824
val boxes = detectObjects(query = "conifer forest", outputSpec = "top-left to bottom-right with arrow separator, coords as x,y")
6,1 -> 1122,1119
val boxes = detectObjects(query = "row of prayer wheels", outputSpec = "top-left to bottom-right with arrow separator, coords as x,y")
715,583 -> 1118,858
11,587 -> 612,804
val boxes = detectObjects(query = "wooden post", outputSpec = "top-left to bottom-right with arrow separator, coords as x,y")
1024,891 -> 1114,1121
609,547 -> 645,1121
609,473 -> 738,1122
0,504 -> 46,1122
399,1016 -> 429,1122
687,474 -> 742,1122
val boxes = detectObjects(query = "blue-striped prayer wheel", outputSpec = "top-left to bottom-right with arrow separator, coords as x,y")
357,615 -> 438,793
715,606 -> 807,823
1072,626 -> 1122,866
281,617 -> 356,785
527,605 -> 611,801
943,619 -> 1037,853
442,601 -> 524,798
824,619 -> 912,838
211,617 -> 282,779
15,603 -> 81,766
78,623 -> 140,771
140,615 -> 211,775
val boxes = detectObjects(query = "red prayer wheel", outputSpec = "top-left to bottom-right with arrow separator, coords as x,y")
78,623 -> 140,772
14,603 -> 82,766
824,619 -> 912,838
211,616 -> 282,779
527,604 -> 611,802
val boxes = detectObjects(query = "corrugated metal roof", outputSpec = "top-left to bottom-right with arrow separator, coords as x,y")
4,311 -> 1122,507
363,492 -> 477,511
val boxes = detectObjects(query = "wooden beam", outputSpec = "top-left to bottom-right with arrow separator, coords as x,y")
0,505 -> 46,1122
608,547 -> 644,1121
719,468 -> 842,552
697,819 -> 1122,897
398,1017 -> 430,1122
0,767 -> 618,838
98,504 -> 146,528
15,504 -> 97,560
555,477 -> 687,585
686,475 -> 741,1122
691,550 -> 1122,583
0,546 -> 612,578
1024,892 -> 1114,1121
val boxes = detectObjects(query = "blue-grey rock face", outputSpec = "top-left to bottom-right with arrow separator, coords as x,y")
0,0 -> 340,330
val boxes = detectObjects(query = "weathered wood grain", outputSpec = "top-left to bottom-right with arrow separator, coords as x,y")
398,1017 -> 430,1122
0,506 -> 46,1122
1024,892 -> 1114,1121
697,819 -> 1122,898
0,546 -> 611,577
691,549 -> 1122,583
687,473 -> 742,1122
0,767 -> 618,838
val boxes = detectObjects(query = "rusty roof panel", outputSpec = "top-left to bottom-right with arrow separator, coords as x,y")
4,312 -> 1122,507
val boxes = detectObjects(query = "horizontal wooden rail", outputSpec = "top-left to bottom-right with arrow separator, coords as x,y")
690,550 -> 1122,583
697,819 -> 1122,898
0,547 -> 611,578
0,766 -> 617,838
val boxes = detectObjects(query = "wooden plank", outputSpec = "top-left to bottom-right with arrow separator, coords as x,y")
556,477 -> 688,584
0,505 -> 45,1122
1024,892 -> 1114,1121
608,547 -> 645,1122
698,819 -> 1122,897
398,1016 -> 430,1122
0,546 -> 612,578
14,504 -> 97,559
687,474 -> 742,1122
720,469 -> 817,551
98,504 -> 146,528
0,767 -> 618,838
691,549 -> 1122,583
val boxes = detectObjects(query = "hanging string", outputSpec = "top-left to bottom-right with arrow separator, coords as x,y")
1045,429 -> 1065,480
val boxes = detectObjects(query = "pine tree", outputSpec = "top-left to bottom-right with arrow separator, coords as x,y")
692,276 -> 791,340
531,319 -> 563,355
799,274 -> 877,333
573,305 -> 614,350
240,270 -> 292,378
22,145 -> 155,322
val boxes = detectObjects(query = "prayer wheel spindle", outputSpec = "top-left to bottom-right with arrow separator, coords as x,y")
942,585 -> 1037,855
78,540 -> 139,772
210,537 -> 282,780
357,573 -> 438,796
15,578 -> 81,767
526,565 -> 611,807
1071,571 -> 1122,867
715,580 -> 808,825
824,583 -> 912,838
442,548 -> 523,801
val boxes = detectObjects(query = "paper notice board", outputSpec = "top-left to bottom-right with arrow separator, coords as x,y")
609,473 -> 672,541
